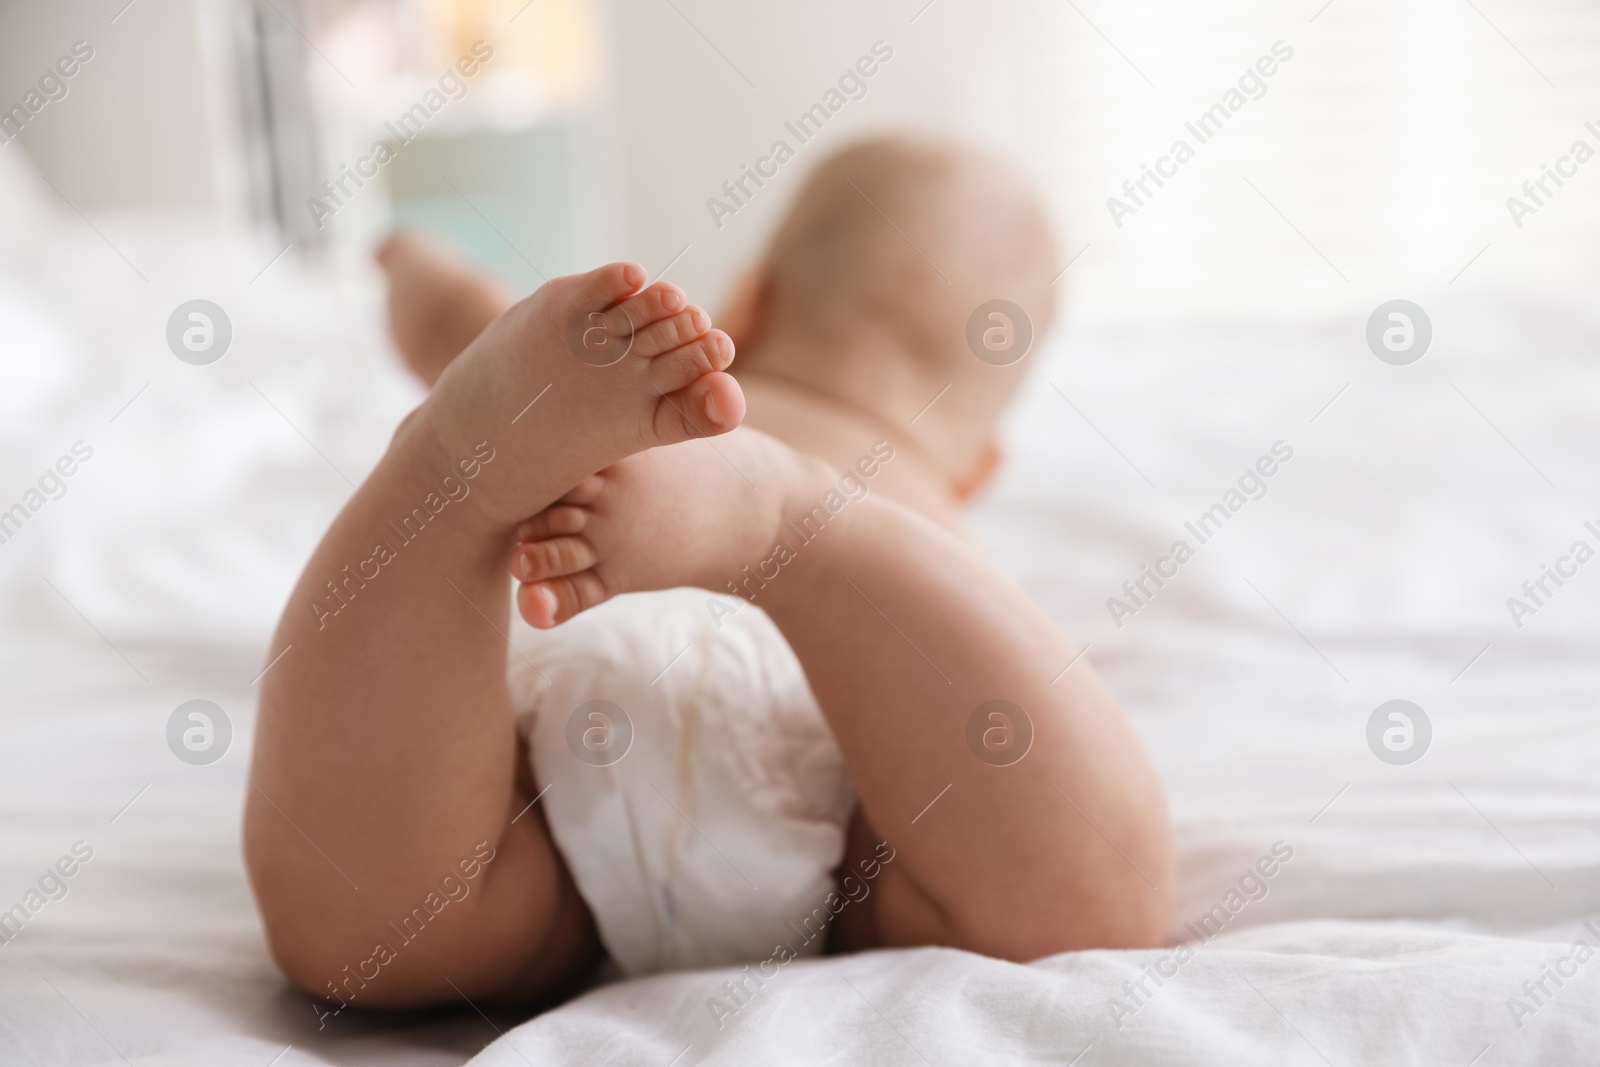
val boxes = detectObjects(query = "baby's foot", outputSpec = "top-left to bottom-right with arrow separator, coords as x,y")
375,232 -> 511,387
412,261 -> 745,527
507,429 -> 834,627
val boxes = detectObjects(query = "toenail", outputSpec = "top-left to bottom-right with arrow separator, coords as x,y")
662,288 -> 684,312
691,307 -> 709,332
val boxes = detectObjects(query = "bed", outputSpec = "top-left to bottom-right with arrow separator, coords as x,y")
1,146 -> 1597,1064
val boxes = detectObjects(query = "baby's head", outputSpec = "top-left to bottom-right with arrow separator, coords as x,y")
723,135 -> 1058,493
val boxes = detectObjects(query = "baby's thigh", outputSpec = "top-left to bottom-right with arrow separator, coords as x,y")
426,759 -> 603,1005
828,808 -> 948,953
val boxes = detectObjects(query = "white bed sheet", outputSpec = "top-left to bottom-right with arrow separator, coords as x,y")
1,169 -> 1597,1064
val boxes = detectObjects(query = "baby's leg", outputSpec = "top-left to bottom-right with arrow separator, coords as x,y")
375,233 -> 513,386
510,433 -> 1173,960
766,507 -> 1174,957
245,262 -> 745,1008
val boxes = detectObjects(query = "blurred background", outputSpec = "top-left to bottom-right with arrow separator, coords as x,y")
3,7 -> 1600,1062
4,0 -> 1598,318
1,0 -> 1598,707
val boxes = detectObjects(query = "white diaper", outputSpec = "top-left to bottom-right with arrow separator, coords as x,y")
507,588 -> 855,976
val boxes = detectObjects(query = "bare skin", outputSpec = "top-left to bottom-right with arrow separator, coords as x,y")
245,259 -> 744,1007
509,431 -> 1173,958
378,232 -> 974,529
389,234 -> 1172,957
242,237 -> 1172,1011
375,233 -> 513,388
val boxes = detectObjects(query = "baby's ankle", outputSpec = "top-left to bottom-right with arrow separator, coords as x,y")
380,402 -> 513,538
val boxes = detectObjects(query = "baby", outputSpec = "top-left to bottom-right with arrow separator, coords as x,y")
245,137 -> 1173,1011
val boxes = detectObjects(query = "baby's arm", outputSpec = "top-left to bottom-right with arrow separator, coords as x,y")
513,432 -> 1173,959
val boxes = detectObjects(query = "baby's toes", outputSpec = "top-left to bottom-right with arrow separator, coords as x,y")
516,570 -> 610,628
645,371 -> 746,446
562,261 -> 647,312
559,476 -> 606,507
629,306 -> 711,360
516,504 -> 589,544
592,282 -> 685,348
647,329 -> 735,396
512,536 -> 597,584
